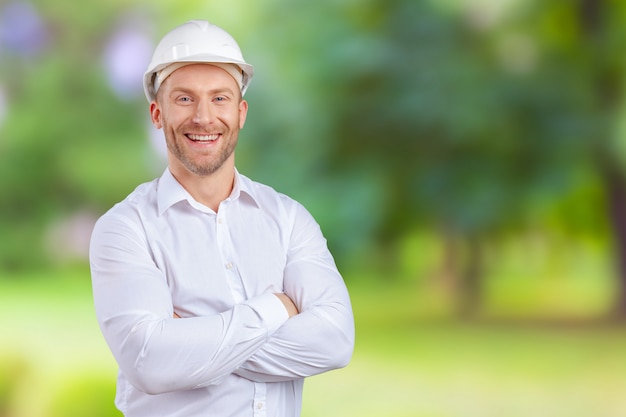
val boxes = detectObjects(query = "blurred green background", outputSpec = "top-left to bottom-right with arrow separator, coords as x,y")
2,0 -> 626,416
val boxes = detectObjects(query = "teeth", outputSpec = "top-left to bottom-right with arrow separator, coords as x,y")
188,134 -> 219,141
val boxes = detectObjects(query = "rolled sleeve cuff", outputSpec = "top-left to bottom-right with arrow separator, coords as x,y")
244,293 -> 290,335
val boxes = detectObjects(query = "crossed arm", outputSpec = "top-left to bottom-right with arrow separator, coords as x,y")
172,292 -> 297,319
90,209 -> 354,394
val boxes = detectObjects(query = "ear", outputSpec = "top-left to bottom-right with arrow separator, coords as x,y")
238,99 -> 248,129
150,101 -> 162,129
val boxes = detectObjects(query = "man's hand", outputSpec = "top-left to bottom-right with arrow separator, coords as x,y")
274,293 -> 299,318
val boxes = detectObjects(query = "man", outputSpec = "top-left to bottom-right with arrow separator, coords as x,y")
89,20 -> 354,417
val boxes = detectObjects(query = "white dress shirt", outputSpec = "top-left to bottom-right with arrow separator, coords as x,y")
89,168 -> 355,417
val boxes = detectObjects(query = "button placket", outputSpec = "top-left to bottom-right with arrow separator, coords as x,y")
215,209 -> 246,303
253,383 -> 267,417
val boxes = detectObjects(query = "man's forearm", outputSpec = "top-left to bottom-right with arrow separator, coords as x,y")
233,301 -> 354,382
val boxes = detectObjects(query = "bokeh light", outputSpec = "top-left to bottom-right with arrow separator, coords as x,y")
102,14 -> 154,100
0,1 -> 48,57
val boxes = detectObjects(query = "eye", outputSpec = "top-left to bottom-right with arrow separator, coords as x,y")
176,96 -> 192,103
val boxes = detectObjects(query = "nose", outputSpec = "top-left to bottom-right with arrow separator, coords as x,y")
192,99 -> 215,124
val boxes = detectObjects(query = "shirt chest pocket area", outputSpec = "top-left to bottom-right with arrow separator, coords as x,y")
155,209 -> 290,312
234,233 -> 287,296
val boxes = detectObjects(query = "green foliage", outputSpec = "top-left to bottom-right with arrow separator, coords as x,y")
235,0 -> 613,259
0,0 -> 624,317
0,2 -> 155,269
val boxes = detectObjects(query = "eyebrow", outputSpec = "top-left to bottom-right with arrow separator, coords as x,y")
169,86 -> 236,97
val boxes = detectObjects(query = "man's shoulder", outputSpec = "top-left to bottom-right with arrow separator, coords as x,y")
99,177 -> 160,220
238,173 -> 299,208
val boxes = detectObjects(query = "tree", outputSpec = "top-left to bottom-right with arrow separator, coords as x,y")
246,0 -> 618,317
575,0 -> 626,318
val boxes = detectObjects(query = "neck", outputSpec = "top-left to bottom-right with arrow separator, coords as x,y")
169,162 -> 235,212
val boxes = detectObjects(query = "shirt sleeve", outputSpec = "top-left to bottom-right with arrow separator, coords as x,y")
234,202 -> 355,382
89,212 -> 289,395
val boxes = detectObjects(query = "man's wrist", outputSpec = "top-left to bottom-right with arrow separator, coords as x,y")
274,293 -> 299,318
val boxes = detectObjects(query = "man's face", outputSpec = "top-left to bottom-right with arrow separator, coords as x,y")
150,64 -> 248,177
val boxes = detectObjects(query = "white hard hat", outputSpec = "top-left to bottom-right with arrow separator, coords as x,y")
143,20 -> 254,101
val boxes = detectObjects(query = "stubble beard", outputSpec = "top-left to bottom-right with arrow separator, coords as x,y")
164,124 -> 238,177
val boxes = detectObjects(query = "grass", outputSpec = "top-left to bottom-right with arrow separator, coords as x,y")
305,321 -> 626,417
2,265 -> 626,417
303,280 -> 626,417
0,266 -> 120,417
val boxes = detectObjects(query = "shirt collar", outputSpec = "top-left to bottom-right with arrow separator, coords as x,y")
157,168 -> 260,215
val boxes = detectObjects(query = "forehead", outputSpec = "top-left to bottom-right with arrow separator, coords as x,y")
164,64 -> 239,92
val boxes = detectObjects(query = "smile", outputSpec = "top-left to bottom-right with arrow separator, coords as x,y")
186,134 -> 220,142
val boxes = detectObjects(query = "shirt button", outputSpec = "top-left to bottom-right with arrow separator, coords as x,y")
225,262 -> 233,269
256,402 -> 264,410
218,218 -> 224,224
